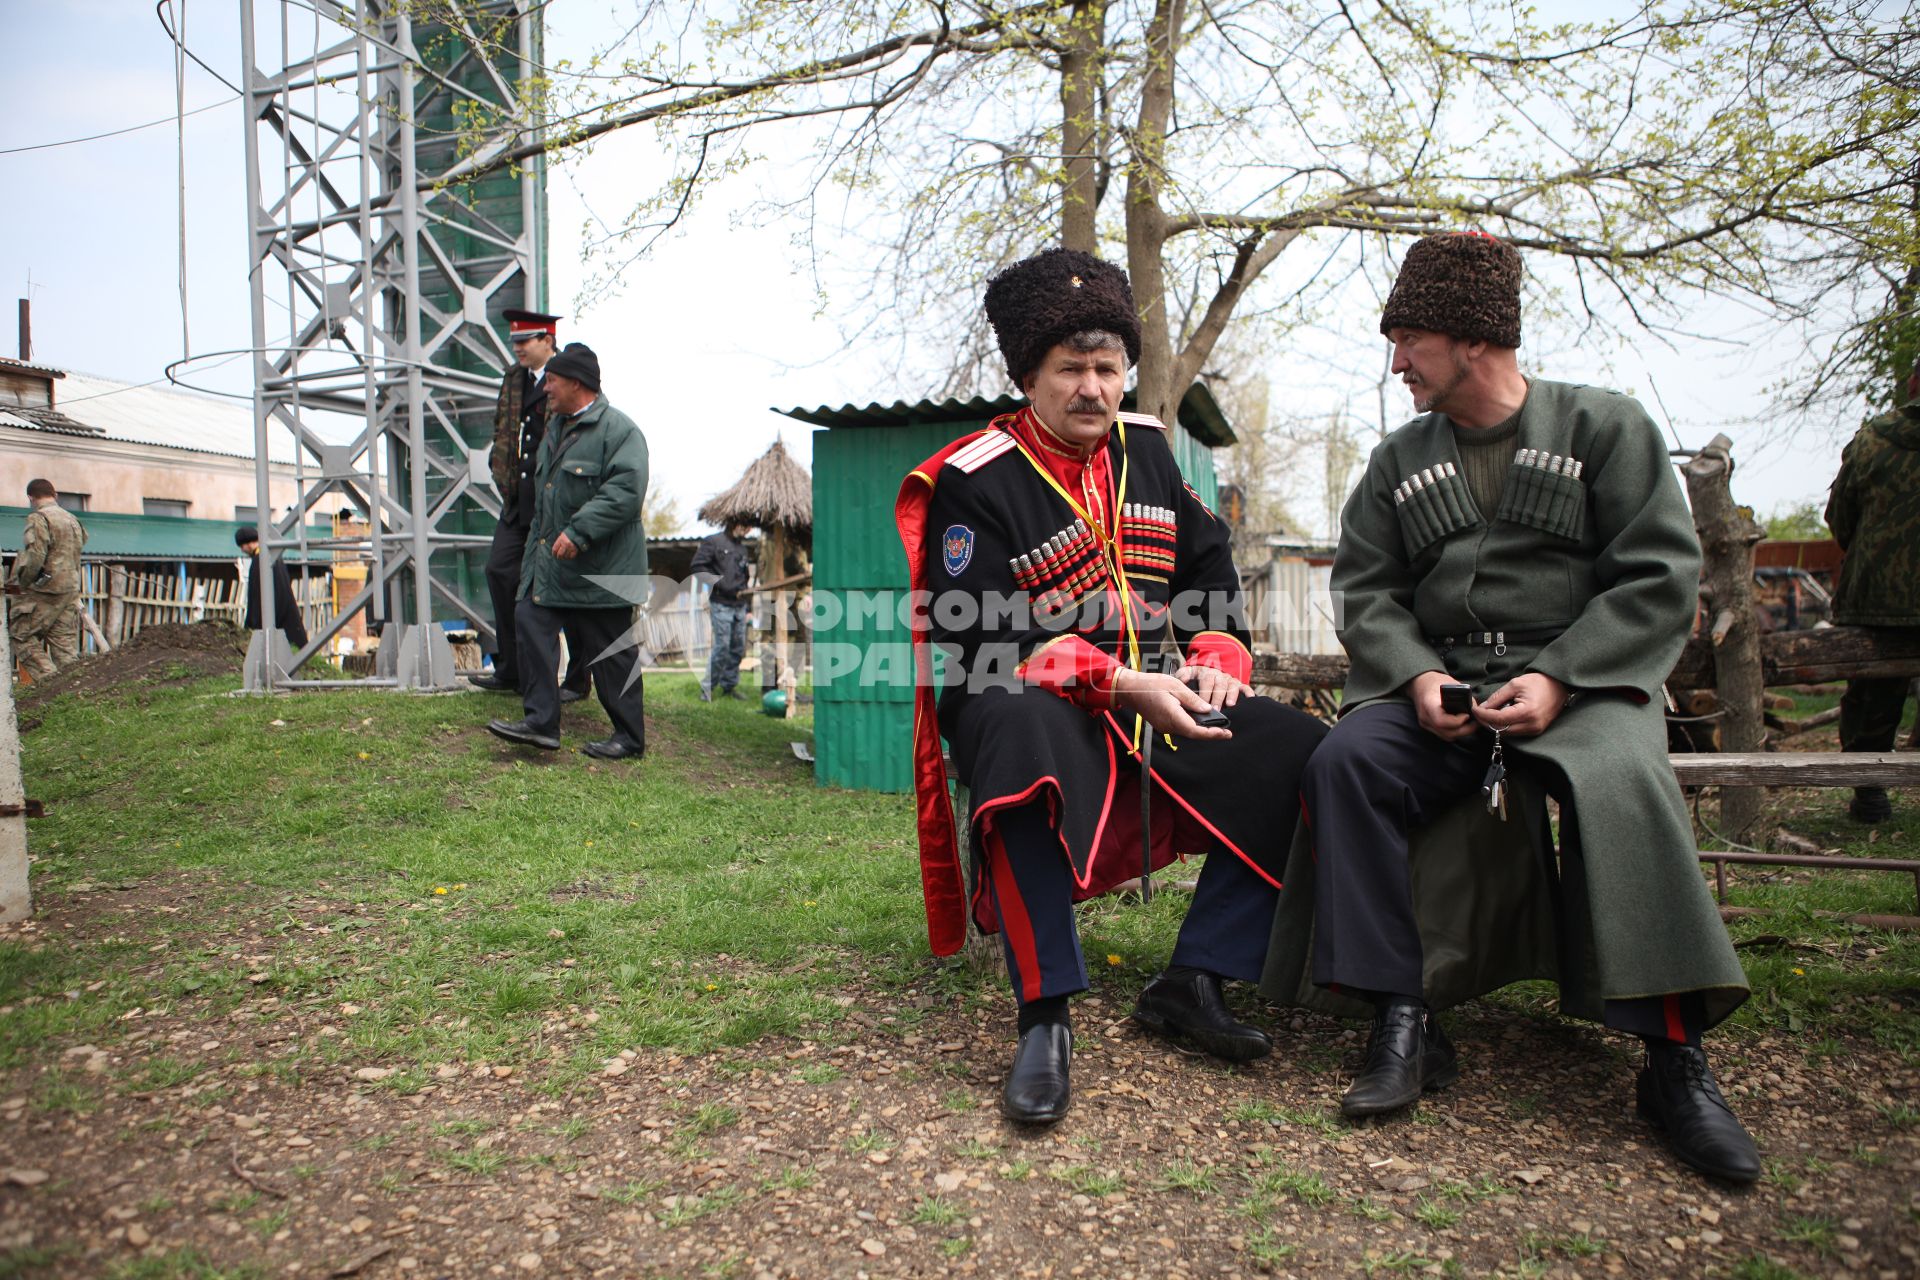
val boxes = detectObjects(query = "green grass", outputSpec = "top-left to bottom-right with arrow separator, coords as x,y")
1412,1196 -> 1462,1229
1156,1160 -> 1219,1194
1778,1214 -> 1839,1257
1247,1164 -> 1338,1206
910,1195 -> 966,1227
599,1177 -> 666,1204
1052,1164 -> 1126,1196
1730,1257 -> 1810,1280
0,1243 -> 80,1277
6,671 -> 955,1088
103,1251 -> 265,1280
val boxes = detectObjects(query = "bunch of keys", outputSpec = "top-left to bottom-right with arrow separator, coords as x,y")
1482,728 -> 1508,821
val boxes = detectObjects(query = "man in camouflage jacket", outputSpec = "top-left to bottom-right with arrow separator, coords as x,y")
1824,355 -> 1920,822
8,479 -> 87,680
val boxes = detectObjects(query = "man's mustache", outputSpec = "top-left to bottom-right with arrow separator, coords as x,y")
1066,398 -> 1108,414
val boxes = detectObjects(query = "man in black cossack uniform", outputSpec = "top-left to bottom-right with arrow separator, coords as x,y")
472,308 -> 590,703
895,249 -> 1327,1124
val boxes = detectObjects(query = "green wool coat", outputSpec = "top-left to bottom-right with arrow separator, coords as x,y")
1261,380 -> 1749,1028
517,396 -> 652,611
1825,402 -> 1920,628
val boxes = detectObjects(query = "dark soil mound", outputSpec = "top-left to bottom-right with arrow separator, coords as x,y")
17,620 -> 248,706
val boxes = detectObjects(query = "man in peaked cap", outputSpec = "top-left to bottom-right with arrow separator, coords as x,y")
474,308 -> 591,705
894,248 -> 1327,1124
487,343 -> 652,759
8,479 -> 88,680
1258,231 -> 1761,1182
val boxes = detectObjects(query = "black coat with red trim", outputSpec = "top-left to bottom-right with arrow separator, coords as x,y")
895,411 -> 1325,956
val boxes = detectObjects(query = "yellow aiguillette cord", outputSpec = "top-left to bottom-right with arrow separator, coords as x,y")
1003,414 -> 1148,751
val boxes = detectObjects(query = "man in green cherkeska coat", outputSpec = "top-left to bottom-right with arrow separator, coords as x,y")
1261,232 -> 1760,1183
486,342 -> 651,761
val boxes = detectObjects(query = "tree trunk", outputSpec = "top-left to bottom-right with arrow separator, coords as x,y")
1124,0 -> 1183,425
1059,1 -> 1106,253
1682,434 -> 1767,843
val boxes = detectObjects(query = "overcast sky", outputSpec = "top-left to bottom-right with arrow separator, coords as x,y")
1,1 -> 1857,535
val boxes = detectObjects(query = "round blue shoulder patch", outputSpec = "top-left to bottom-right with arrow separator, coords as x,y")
941,524 -> 975,576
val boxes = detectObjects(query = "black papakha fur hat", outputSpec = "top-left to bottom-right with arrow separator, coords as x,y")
1379,231 -> 1524,349
544,342 -> 602,393
984,248 -> 1142,387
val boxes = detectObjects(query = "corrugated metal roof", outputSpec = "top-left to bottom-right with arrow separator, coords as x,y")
780,382 -> 1237,447
0,507 -> 330,563
46,370 -> 299,463
0,356 -> 67,380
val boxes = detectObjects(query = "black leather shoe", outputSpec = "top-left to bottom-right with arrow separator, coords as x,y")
1002,1023 -> 1071,1124
1636,1042 -> 1762,1183
1132,969 -> 1272,1062
580,737 -> 643,761
486,718 -> 560,750
467,673 -> 517,693
1850,786 -> 1892,824
719,686 -> 744,701
1340,999 -> 1458,1117
559,687 -> 588,705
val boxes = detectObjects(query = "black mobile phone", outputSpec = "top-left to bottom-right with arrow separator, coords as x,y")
1191,703 -> 1230,729
1184,679 -> 1231,728
1439,682 -> 1475,715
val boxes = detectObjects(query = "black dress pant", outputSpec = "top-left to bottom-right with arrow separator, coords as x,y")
981,800 -> 1280,1005
485,518 -> 586,695
1302,700 -> 1703,1044
516,600 -> 645,750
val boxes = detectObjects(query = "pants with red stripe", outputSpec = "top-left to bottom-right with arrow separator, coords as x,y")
980,800 -> 1278,1007
1302,701 -> 1704,1045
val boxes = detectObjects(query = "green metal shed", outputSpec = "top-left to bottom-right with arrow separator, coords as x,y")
783,385 -> 1236,794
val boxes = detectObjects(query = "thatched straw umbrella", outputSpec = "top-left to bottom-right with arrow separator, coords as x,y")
697,438 -> 812,570
698,439 -> 813,701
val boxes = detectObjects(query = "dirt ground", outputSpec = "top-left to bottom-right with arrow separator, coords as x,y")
3,638 -> 1918,1277
3,877 -> 1918,1279
16,622 -> 248,711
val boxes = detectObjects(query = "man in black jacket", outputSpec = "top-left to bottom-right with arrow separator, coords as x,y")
236,526 -> 308,650
473,308 -> 589,703
690,521 -> 753,700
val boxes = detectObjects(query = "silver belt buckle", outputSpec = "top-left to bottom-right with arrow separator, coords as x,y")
1493,630 -> 1507,657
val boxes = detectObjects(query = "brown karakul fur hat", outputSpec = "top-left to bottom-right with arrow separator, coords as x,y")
984,248 -> 1143,386
1380,231 -> 1524,349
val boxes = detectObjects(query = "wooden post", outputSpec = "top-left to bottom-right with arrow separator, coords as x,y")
1682,434 -> 1767,842
106,564 -> 128,647
768,526 -> 791,682
0,599 -> 30,922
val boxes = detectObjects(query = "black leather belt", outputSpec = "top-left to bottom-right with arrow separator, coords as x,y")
1430,628 -> 1564,655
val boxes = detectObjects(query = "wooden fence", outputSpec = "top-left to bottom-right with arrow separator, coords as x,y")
75,563 -> 333,653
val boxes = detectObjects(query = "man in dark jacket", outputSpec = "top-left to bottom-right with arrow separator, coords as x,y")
690,521 -> 753,700
1825,355 -> 1920,822
236,526 -> 309,651
472,308 -> 589,704
487,343 -> 651,760
1264,231 -> 1759,1183
894,249 -> 1327,1125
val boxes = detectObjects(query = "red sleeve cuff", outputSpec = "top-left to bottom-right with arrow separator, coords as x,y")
1018,634 -> 1123,710
1186,631 -> 1252,684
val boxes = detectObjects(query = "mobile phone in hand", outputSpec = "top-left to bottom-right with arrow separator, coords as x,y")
1184,679 -> 1231,728
1439,682 -> 1475,715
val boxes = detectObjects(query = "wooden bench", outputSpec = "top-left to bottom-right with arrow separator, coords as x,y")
1670,752 -> 1920,925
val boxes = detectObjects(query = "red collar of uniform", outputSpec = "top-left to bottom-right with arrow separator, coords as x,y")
1010,407 -> 1114,508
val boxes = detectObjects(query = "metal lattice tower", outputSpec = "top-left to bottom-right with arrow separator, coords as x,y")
238,0 -> 544,690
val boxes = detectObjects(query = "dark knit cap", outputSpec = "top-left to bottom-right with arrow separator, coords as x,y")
234,526 -> 259,547
1380,232 -> 1524,349
984,248 -> 1142,387
544,342 -> 602,393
